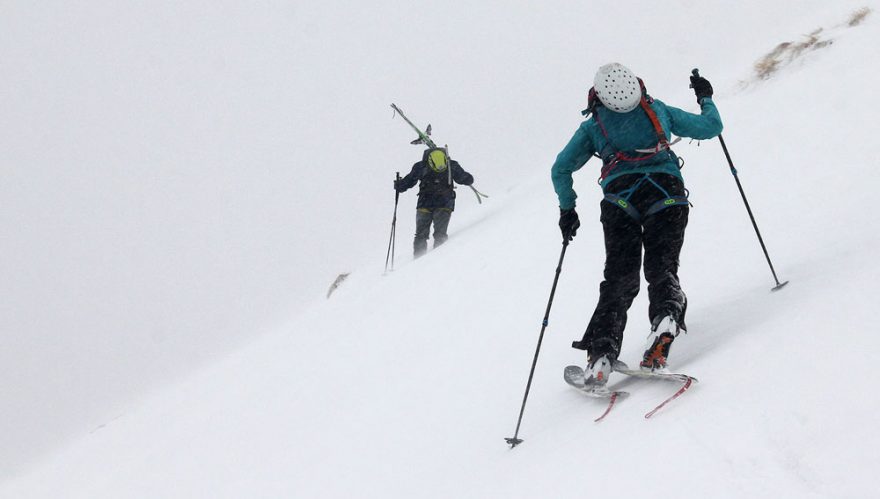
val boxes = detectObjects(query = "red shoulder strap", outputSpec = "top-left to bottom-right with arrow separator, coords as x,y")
639,97 -> 668,147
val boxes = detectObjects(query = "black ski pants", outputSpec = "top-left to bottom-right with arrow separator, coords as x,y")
573,174 -> 689,361
413,207 -> 452,257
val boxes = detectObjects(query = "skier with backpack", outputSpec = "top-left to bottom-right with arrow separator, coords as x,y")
395,147 -> 474,257
551,63 -> 722,388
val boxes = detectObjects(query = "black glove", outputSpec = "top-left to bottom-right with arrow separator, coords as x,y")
689,75 -> 713,103
394,179 -> 404,192
559,208 -> 580,242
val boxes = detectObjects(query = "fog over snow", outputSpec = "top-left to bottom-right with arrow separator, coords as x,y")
1,1 -> 878,497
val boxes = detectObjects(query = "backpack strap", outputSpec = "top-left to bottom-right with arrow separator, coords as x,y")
594,108 -> 673,182
637,78 -> 669,150
590,80 -> 679,182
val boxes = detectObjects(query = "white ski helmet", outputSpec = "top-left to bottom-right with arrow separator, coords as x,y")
593,63 -> 642,113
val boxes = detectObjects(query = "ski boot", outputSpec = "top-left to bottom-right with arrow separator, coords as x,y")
584,353 -> 614,389
640,316 -> 683,372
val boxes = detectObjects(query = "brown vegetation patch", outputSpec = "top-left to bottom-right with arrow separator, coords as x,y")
753,28 -> 834,80
848,7 -> 871,27
751,7 -> 871,81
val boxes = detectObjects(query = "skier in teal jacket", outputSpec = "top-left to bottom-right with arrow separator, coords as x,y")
551,63 -> 722,388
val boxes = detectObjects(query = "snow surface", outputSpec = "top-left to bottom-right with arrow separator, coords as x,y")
1,1 -> 878,497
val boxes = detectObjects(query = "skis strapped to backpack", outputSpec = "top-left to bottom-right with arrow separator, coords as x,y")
391,103 -> 488,204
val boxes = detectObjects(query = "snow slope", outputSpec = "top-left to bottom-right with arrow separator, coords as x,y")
2,1 -> 878,497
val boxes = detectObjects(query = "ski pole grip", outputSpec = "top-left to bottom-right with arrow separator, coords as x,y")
690,68 -> 700,89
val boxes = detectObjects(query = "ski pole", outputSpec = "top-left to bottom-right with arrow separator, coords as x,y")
506,240 -> 570,448
692,69 -> 788,292
384,172 -> 400,273
718,133 -> 788,291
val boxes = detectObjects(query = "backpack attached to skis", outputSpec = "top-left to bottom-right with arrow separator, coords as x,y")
426,148 -> 449,173
419,146 -> 454,194
391,104 -> 489,204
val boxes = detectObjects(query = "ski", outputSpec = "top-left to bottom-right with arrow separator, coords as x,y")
390,103 -> 437,149
390,103 -> 489,204
563,365 -> 629,422
613,361 -> 698,419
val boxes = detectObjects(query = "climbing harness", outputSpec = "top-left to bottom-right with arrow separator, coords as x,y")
602,173 -> 690,223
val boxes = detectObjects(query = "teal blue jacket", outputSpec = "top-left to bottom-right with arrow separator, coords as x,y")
551,98 -> 723,210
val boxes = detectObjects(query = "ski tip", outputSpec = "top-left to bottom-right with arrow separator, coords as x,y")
505,437 -> 523,448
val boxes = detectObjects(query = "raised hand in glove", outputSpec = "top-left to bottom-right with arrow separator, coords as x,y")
559,208 -> 580,242
689,74 -> 713,103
